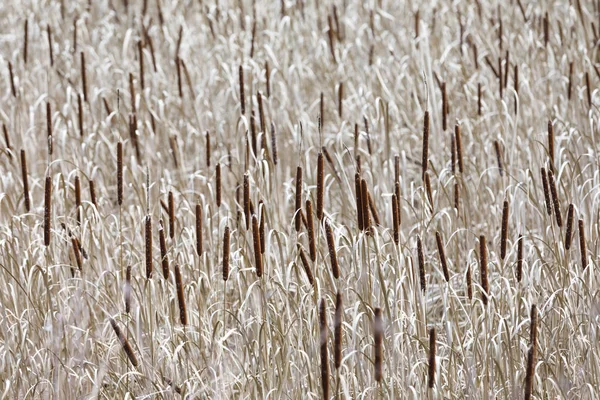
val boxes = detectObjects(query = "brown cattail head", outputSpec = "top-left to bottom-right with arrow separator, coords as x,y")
361,179 -> 371,232
174,264 -> 187,325
479,235 -> 489,305
265,61 -> 271,97
338,82 -> 344,118
500,200 -> 509,260
81,51 -> 87,102
117,142 -> 123,206
373,307 -> 383,382
395,181 -> 402,226
455,124 -> 464,173
244,173 -> 251,230
466,264 -> 473,300
586,72 -> 592,108
21,150 -> 30,212
294,167 -> 303,231
168,191 -> 175,239
298,245 -> 314,286
325,220 -> 340,279
547,120 -> 555,173
516,234 -> 523,282
216,163 -> 222,207
72,237 -> 82,271
567,62 -> 574,101
44,175 -> 52,247
422,111 -> 430,179
392,194 -> 399,245
394,155 -> 400,184
355,173 -> 364,231
524,304 -> 537,400
428,327 -> 436,388
454,181 -> 460,212
252,215 -> 263,277
334,292 -> 343,370
239,65 -> 245,115
540,168 -> 552,216
547,170 -> 562,227
89,179 -> 97,207
417,235 -> 426,292
494,140 -> 503,177
579,219 -> 587,269
77,93 -> 84,137
206,131 -> 211,168
23,19 -> 28,64
319,298 -> 330,399
159,221 -> 169,278
176,57 -> 183,98
109,318 -> 138,367
259,200 -> 266,254
125,265 -> 132,313
306,199 -> 316,261
271,122 -> 278,165
565,204 -> 574,250
145,215 -> 152,279
441,82 -> 447,131
196,203 -> 203,256
223,226 -> 231,281
317,152 -> 325,220
46,102 -> 53,156
435,231 -> 450,282
477,82 -> 482,116
3,124 -> 11,158
74,176 -> 81,225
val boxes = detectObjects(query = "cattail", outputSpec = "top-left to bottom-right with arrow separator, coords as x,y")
567,62 -> 573,101
514,65 -> 519,114
109,318 -> 138,367
373,307 -> 383,383
466,265 -> 473,300
435,231 -> 450,282
494,140 -> 504,176
516,234 -> 523,282
8,62 -> 16,97
338,82 -> 343,118
21,150 -> 30,212
428,327 -> 436,388
23,19 -> 28,64
81,52 -> 87,102
564,204 -> 574,250
145,215 -> 152,279
168,191 -> 175,239
422,111 -> 429,179
206,131 -> 211,168
455,124 -> 464,173
579,219 -> 587,269
159,222 -> 169,278
317,152 -> 325,220
46,102 -> 53,156
355,173 -> 364,231
72,237 -> 83,271
44,175 -> 52,247
77,93 -> 84,137
479,235 -> 489,306
586,72 -> 592,108
239,65 -> 245,115
176,57 -> 183,98
252,215 -> 263,277
392,194 -> 399,245
424,172 -> 433,209
117,142 -> 123,206
540,168 -> 552,216
548,170 -> 562,227
214,163 -> 222,208
441,82 -> 448,131
500,200 -> 509,260
417,236 -> 426,292
125,265 -> 132,313
259,200 -> 266,254
319,299 -> 330,399
89,179 -> 97,207
454,181 -> 460,212
334,292 -> 343,370
3,124 -> 11,158
138,41 -> 145,91
477,82 -> 482,116
75,176 -> 81,225
395,181 -> 402,226
47,25 -> 54,67
361,179 -> 371,232
298,245 -> 314,286
543,12 -> 549,46
222,226 -> 231,281
265,61 -> 271,97
294,167 -> 303,231
547,121 -> 555,174
499,57 -> 503,98
306,199 -> 316,261
367,191 -> 381,226
257,91 -> 265,135
524,304 -> 537,400
354,123 -> 359,153
325,220 -> 340,279
244,173 -> 251,230
174,264 -> 187,325
271,123 -> 278,165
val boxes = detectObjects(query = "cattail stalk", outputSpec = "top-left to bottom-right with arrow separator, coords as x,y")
8,62 -> 16,97
168,191 -> 175,239
422,111 -> 430,179
75,176 -> 81,225
222,226 -> 231,281
579,219 -> 587,269
117,142 -> 123,206
500,200 -> 509,260
540,168 -> 552,216
21,150 -> 30,212
81,52 -> 87,102
428,327 -> 436,388
239,65 -> 245,115
334,292 -> 343,370
586,72 -> 592,108
216,163 -> 221,207
516,234 -> 523,282
46,102 -> 53,156
325,220 -> 340,279
174,264 -> 187,325
159,222 -> 169,278
435,231 -> 450,282
145,215 -> 152,279
355,173 -> 364,231
44,175 -> 52,247
252,215 -> 262,277
298,245 -> 314,286
259,200 -> 266,254
319,299 -> 330,399
3,124 -> 11,158
317,152 -> 325,220
479,235 -> 489,305
417,236 -> 426,292
109,318 -> 138,367
548,170 -> 562,227
294,167 -> 303,231
392,194 -> 399,245
244,173 -> 251,230
306,200 -> 316,261
455,124 -> 464,173
547,121 -> 554,173
47,25 -> 54,66
374,308 -> 383,383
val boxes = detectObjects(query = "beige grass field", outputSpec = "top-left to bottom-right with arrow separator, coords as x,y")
0,0 -> 599,398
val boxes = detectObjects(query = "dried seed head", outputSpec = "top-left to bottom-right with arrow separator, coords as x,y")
547,170 -> 562,227
373,307 -> 383,382
428,327 -> 436,388
159,221 -> 169,278
579,219 -> 587,269
466,265 -> 472,300
392,194 -> 399,245
422,111 -> 430,179
435,231 -> 450,282
319,299 -> 330,398
565,204 -> 574,250
355,173 -> 364,231
297,245 -> 314,286
20,150 -> 30,212
516,234 -> 524,282
500,200 -> 509,260
334,292 -> 343,370
216,163 -> 222,207
109,318 -> 138,367
168,191 -> 175,239
44,175 -> 52,247
89,179 -> 97,207
325,220 -> 340,279
479,235 -> 489,305
417,235 -> 426,292
223,226 -> 230,281
196,203 -> 203,256
125,265 -> 132,313
295,167 -> 303,231
540,168 -> 552,216
244,173 -> 251,230
455,124 -> 464,173
306,199 -> 316,261
547,120 -> 555,173
239,65 -> 245,115
174,264 -> 187,325
252,215 -> 263,277
317,152 -> 325,220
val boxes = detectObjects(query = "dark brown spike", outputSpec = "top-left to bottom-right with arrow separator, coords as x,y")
395,182 -> 402,226
244,173 -> 251,230
223,226 -> 230,281
547,120 -> 555,174
270,122 -> 278,165
568,62 -> 574,101
548,170 -> 562,227
441,82 -> 447,131
168,191 -> 175,239
89,179 -> 96,207
435,231 -> 450,282
455,124 -> 464,173
265,61 -> 271,97
257,91 -> 265,134
540,168 -> 552,215
176,57 -> 183,98
477,82 -> 482,116
44,175 -> 52,247
239,65 -> 245,115
319,299 -> 330,398
3,124 -> 11,158
355,173 -> 364,231
138,41 -> 145,92
317,152 -> 325,220
294,167 -> 303,231
259,200 -> 266,254
454,181 -> 460,212
466,264 -> 472,300
8,62 -> 16,97
579,219 -> 587,269
174,264 -> 187,325
216,163 -> 222,207
206,131 -> 211,167
586,72 -> 592,108
306,199 -> 316,261
72,237 -> 82,271
327,14 -> 337,63
374,307 -> 383,383
479,235 -> 489,306
361,178 -> 371,232
325,220 -> 340,279
46,102 -> 53,156
367,190 -> 380,226
47,25 -> 54,67
159,221 -> 169,278
298,245 -> 314,286
494,140 -> 504,177
392,194 -> 399,245
125,265 -> 132,313
109,318 -> 138,367
145,215 -> 152,279
565,204 -> 574,250
20,150 -> 30,212
117,142 -> 123,206
500,200 -> 509,260
252,215 -> 262,277
334,292 -> 343,370
81,52 -> 87,102
417,235 -> 426,292
338,82 -> 343,118
428,327 -> 436,388
524,304 -> 537,400
516,234 -> 523,282
75,176 -> 81,225
23,19 -> 28,64
77,93 -> 84,137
